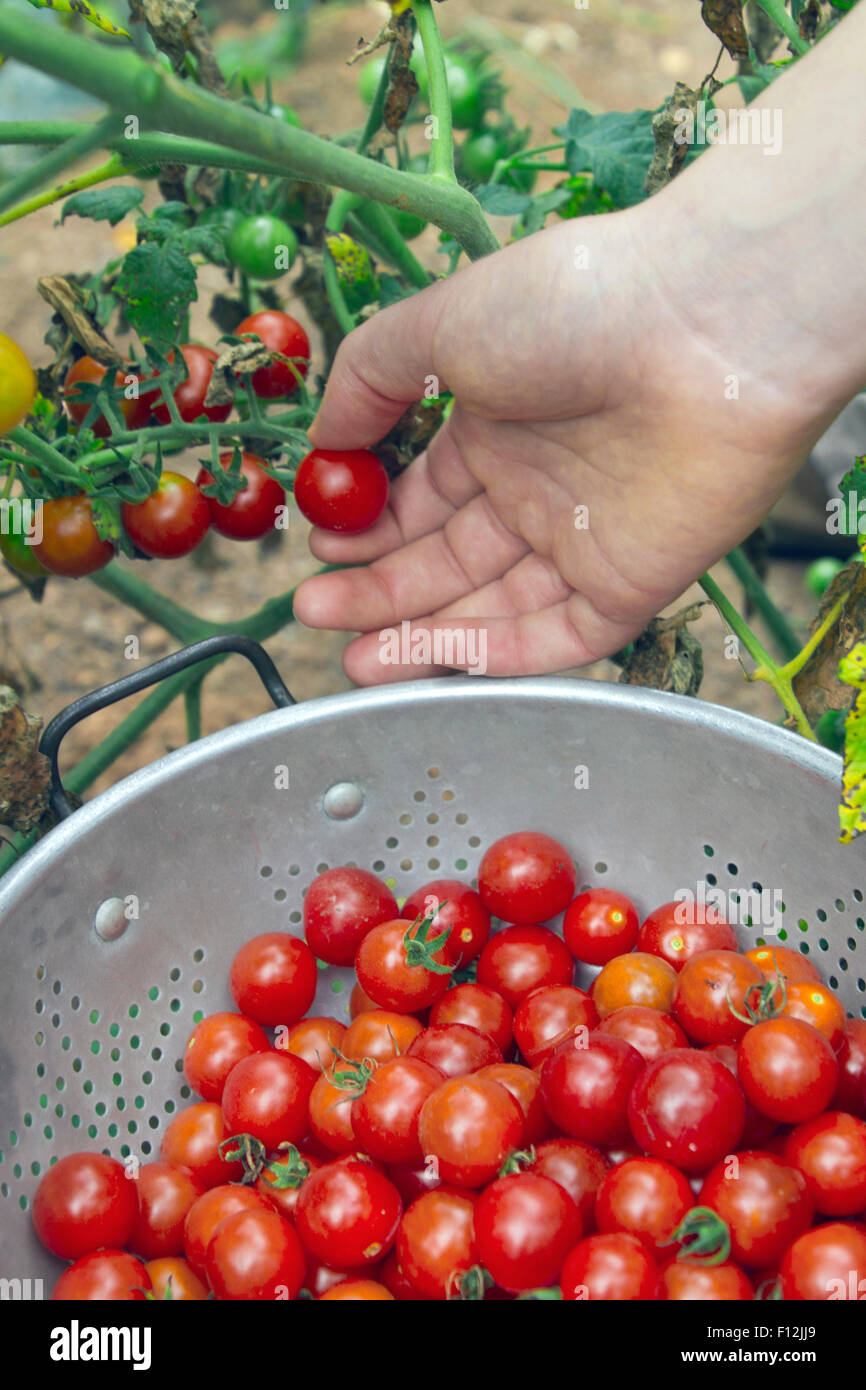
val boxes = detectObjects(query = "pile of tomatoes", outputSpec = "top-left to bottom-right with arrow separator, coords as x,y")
4,312 -> 389,582
31,830 -> 866,1300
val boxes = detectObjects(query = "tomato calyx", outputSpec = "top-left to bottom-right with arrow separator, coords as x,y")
516,1288 -> 564,1300
403,911 -> 454,976
260,1143 -> 311,1192
447,1265 -> 493,1302
498,1146 -> 537,1178
327,1049 -> 378,1104
666,1206 -> 732,1266
727,972 -> 787,1026
753,1276 -> 783,1302
218,1132 -> 268,1182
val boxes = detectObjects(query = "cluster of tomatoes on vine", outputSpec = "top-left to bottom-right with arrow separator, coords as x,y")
30,830 -> 866,1300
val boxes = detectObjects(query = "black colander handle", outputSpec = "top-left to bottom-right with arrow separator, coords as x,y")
40,633 -> 295,821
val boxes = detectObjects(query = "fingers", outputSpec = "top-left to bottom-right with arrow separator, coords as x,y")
294,492 -> 529,633
306,418 -> 484,565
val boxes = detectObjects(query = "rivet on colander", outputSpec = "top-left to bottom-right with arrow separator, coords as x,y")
93,897 -> 130,942
322,781 -> 364,820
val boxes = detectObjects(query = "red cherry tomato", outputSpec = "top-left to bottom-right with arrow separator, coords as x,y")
671,949 -> 765,1045
222,1051 -> 316,1151
477,831 -> 577,924
784,1111 -> 866,1216
182,1011 -> 270,1102
206,1207 -> 306,1300
779,980 -> 846,1051
294,447 -> 389,534
254,1147 -> 322,1221
396,1188 -> 478,1299
833,1018 -> 866,1117
160,1102 -> 244,1189
407,1023 -> 501,1078
418,1075 -> 524,1187
627,1049 -> 746,1172
563,888 -> 639,965
532,1138 -> 609,1232
145,1256 -> 209,1301
595,1157 -> 693,1255
285,1015 -> 346,1072
637,901 -> 739,970
229,931 -> 317,1028
352,1056 -> 444,1164
183,1184 -> 269,1278
64,355 -> 154,434
596,1005 -> 689,1063
477,925 -> 574,1010
122,472 -> 210,559
295,1159 -> 403,1268
128,1161 -> 205,1261
737,1017 -> 838,1123
33,1152 -> 138,1260
355,917 -> 454,1013
152,344 -> 231,425
52,1250 -> 151,1301
702,1041 -> 779,1147
430,982 -> 513,1054
402,879 -> 491,967
474,1172 -> 582,1292
32,495 -> 114,578
699,1150 -> 814,1266
660,1257 -> 753,1300
197,451 -> 285,541
541,1032 -> 645,1147
779,1222 -> 866,1301
235,310 -> 310,399
513,984 -> 598,1067
560,1232 -> 660,1300
303,866 -> 399,966
476,1063 -> 551,1146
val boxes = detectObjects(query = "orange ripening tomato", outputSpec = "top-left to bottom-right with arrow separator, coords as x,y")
342,1010 -> 424,1062
779,981 -> 846,1051
591,953 -> 677,1019
744,945 -> 823,986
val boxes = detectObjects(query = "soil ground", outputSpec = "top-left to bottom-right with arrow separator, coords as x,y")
0,0 -> 835,810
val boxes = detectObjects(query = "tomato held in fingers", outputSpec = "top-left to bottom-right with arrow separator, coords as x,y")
591,952 -> 677,1019
122,473 -> 210,559
540,1032 -> 645,1147
160,1102 -> 244,1189
784,1111 -> 866,1216
294,447 -> 389,534
52,1250 -> 151,1301
407,1023 -> 501,1078
478,831 -> 577,924
698,1151 -> 814,1267
595,1157 -> 693,1255
513,984 -> 598,1066
235,310 -> 310,399
737,1017 -> 838,1123
636,902 -> 738,970
563,889 -> 639,965
779,1222 -> 866,1301
477,925 -> 574,1010
206,1207 -> 306,1300
476,1063 -> 550,1145
355,916 -> 455,1013
285,1015 -> 346,1072
660,1258 -> 753,1301
229,931 -> 317,1028
197,452 -> 285,541
183,1011 -> 270,1102
671,949 -> 766,1045
152,344 -> 231,425
627,1050 -> 746,1173
295,1159 -> 403,1269
418,1075 -> 524,1187
303,866 -> 399,966
559,1232 -> 660,1301
33,1152 -> 138,1260
129,1162 -> 205,1261
222,1051 -> 316,1151
402,879 -> 491,968
33,496 -> 114,578
596,1005 -> 689,1064
146,1256 -> 209,1301
430,982 -> 513,1054
0,331 -> 36,433
342,1009 -> 424,1062
532,1139 -> 609,1232
397,1188 -> 478,1300
474,1172 -> 582,1292
352,1056 -> 444,1164
182,1184 -> 269,1278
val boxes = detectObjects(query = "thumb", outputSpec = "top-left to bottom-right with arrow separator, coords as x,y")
307,277 -> 451,449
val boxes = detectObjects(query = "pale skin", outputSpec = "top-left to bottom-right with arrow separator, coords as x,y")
294,7 -> 866,683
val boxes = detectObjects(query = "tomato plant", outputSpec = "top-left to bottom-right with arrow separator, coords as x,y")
235,310 -> 310,398
151,345 -> 230,426
197,452 -> 285,540
122,473 -> 210,559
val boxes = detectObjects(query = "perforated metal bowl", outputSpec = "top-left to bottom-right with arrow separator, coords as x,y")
0,668 -> 863,1285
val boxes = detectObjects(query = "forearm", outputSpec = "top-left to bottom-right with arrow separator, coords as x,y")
644,5 -> 866,433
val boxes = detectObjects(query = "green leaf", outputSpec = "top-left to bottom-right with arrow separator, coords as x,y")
60,186 -> 144,227
837,457 -> 866,543
518,186 -> 574,235
838,641 -> 866,843
117,241 -> 198,347
555,108 -> 656,208
474,184 -> 532,216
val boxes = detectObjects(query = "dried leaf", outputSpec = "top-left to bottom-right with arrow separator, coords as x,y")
644,83 -> 701,197
376,398 -> 450,477
36,276 -> 124,368
792,560 -> 866,721
700,0 -> 749,59
0,687 -> 51,834
618,604 -> 705,696
128,0 -> 226,93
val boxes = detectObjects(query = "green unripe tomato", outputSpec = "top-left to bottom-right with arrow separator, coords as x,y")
460,130 -> 536,193
417,53 -> 484,131
0,514 -> 49,581
358,55 -> 387,105
391,208 -> 427,240
804,556 -> 845,597
229,214 -> 298,281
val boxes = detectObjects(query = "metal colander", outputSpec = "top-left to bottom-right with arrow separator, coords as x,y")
0,640 -> 863,1285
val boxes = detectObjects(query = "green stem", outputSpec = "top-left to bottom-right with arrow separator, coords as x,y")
777,591 -> 847,682
0,10 -> 498,260
324,190 -> 363,335
411,0 -> 456,183
88,563 -> 217,645
751,0 -> 811,56
725,546 -> 801,661
0,152 -> 127,227
354,200 -> 431,289
5,427 -> 84,483
0,112 -> 116,216
355,43 -> 391,155
184,678 -> 204,742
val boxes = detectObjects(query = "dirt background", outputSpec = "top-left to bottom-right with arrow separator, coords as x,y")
0,0 -> 833,808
